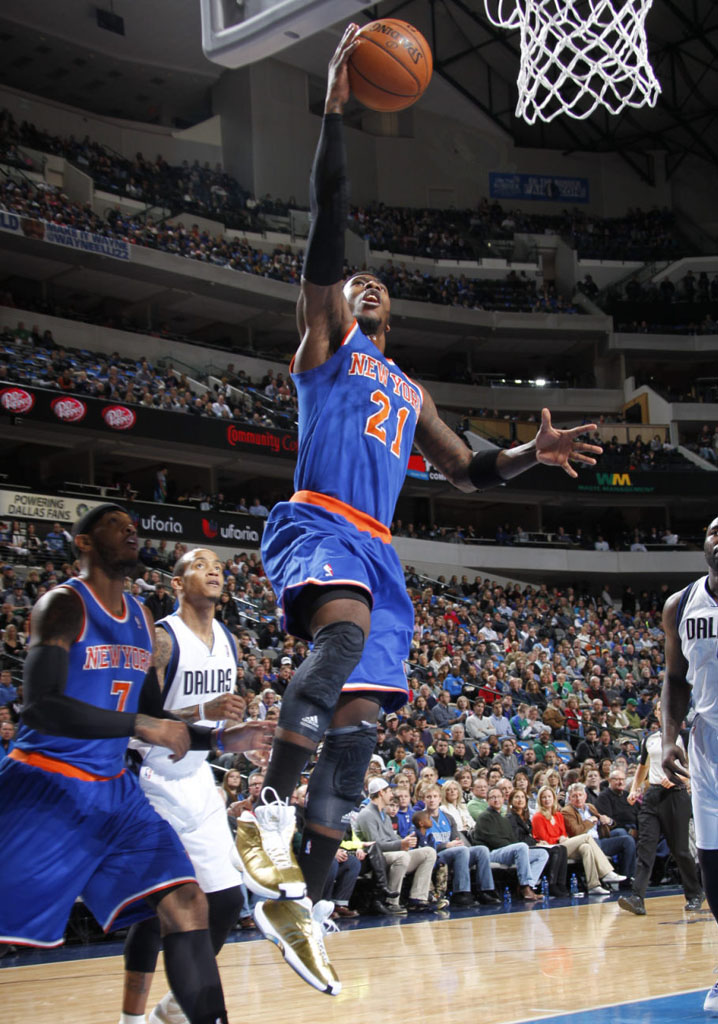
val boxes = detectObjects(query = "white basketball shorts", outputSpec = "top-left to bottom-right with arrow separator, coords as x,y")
688,714 -> 718,850
139,759 -> 242,893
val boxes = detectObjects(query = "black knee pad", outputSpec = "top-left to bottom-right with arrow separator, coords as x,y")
277,621 -> 365,742
305,722 -> 377,832
124,915 -> 162,973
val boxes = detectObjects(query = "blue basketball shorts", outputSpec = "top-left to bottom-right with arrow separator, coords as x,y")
0,758 -> 196,947
261,498 -> 413,711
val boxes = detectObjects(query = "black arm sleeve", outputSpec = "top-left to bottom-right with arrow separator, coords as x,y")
302,114 -> 348,286
21,644 -> 138,738
468,449 -> 504,491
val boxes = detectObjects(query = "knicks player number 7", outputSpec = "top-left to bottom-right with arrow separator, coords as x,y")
111,680 -> 133,712
365,390 -> 410,459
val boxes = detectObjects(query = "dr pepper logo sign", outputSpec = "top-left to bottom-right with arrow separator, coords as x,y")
0,387 -> 35,414
102,405 -> 136,431
51,396 -> 87,422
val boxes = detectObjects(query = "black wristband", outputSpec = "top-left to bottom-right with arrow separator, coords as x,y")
467,449 -> 504,491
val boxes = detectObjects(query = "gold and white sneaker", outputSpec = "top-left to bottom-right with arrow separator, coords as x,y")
148,992 -> 188,1024
234,789 -> 306,900
253,897 -> 341,996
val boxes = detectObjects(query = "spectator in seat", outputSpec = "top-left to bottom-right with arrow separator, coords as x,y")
594,768 -> 638,839
354,778 -> 436,914
470,787 -> 546,900
0,720 -> 15,761
44,522 -> 68,562
144,582 -> 174,622
423,785 -> 498,907
492,736 -> 520,778
562,782 -> 635,882
139,538 -> 161,568
531,785 -> 619,895
507,789 -> 569,897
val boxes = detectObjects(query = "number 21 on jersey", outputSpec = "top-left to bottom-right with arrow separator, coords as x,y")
365,390 -> 410,459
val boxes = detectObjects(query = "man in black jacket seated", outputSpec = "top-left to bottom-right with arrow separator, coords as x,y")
595,767 -> 638,839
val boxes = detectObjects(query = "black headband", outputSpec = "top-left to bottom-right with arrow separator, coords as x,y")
72,503 -> 126,547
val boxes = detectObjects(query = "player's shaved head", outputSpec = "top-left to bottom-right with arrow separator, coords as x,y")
173,548 -> 221,578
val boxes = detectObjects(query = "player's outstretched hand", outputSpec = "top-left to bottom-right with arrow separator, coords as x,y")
135,716 -> 191,762
662,741 -> 689,786
202,693 -> 246,721
535,408 -> 603,479
325,23 -> 360,114
221,719 -> 276,758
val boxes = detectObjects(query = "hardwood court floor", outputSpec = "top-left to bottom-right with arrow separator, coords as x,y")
4,894 -> 718,1024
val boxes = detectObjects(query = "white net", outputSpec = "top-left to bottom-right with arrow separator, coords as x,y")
484,0 -> 661,124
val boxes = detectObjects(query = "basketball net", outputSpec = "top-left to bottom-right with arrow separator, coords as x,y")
484,0 -> 661,124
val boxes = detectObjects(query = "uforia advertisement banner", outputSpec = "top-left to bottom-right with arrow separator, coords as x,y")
0,489 -> 263,549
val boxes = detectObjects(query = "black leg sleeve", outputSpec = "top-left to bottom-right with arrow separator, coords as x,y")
162,929 -> 227,1024
123,915 -> 162,974
206,886 -> 244,955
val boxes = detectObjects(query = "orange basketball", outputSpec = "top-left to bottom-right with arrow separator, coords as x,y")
348,19 -> 433,113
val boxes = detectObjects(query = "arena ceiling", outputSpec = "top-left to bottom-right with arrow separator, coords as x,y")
0,0 -> 717,180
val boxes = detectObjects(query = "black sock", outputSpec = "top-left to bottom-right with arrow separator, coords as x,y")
698,849 -> 718,921
297,826 -> 344,904
263,737 -> 315,802
207,886 -> 244,954
162,929 -> 227,1024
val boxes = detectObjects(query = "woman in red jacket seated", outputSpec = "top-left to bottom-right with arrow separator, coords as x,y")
531,786 -> 616,895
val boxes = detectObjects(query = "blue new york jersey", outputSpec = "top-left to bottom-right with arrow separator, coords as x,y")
16,578 -> 153,777
292,320 -> 423,528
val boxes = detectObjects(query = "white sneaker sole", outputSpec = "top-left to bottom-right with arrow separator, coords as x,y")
253,901 -> 341,996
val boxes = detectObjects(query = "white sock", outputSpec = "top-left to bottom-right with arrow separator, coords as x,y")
119,1014 -> 146,1024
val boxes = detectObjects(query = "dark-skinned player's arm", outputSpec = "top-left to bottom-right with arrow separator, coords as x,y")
20,587 -> 191,760
660,589 -> 692,785
414,389 -> 603,492
295,24 -> 360,373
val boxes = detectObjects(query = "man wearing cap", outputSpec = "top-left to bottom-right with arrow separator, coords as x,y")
0,505 -> 274,1024
145,581 -> 175,622
572,726 -> 602,765
543,694 -> 568,740
624,699 -> 641,729
355,777 -> 437,912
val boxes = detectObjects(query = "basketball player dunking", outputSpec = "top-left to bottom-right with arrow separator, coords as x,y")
119,548 -> 256,1024
662,514 -> 718,1015
0,506 -> 273,1024
235,24 -> 602,995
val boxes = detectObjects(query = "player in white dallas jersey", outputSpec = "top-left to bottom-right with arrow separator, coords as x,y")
119,549 -> 269,1024
662,515 -> 718,1015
